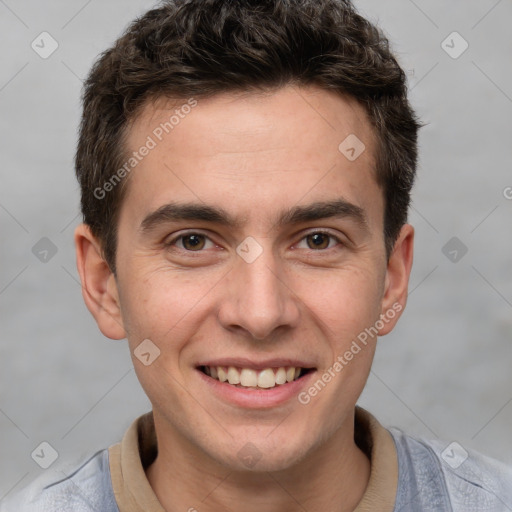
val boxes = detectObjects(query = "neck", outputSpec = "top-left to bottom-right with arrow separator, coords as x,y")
146,410 -> 371,512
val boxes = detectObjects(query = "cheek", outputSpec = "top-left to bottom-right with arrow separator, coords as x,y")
117,266 -> 219,348
292,265 -> 384,337
116,270 -> 206,405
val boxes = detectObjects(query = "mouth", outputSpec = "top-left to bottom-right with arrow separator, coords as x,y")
197,365 -> 316,390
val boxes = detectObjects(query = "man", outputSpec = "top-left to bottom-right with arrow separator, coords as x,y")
3,0 -> 511,510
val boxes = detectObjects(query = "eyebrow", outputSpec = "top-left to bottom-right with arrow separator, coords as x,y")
139,198 -> 368,234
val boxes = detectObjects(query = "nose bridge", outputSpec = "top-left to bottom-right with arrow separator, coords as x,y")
218,236 -> 299,339
242,247 -> 282,304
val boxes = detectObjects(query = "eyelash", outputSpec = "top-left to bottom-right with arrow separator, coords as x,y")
164,230 -> 344,253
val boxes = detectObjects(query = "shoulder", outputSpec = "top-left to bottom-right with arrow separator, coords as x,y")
389,427 -> 512,512
0,449 -> 118,512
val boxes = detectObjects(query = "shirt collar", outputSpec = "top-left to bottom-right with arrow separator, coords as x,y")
109,406 -> 398,512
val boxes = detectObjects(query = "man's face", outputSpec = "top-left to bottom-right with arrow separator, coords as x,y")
107,86 -> 408,471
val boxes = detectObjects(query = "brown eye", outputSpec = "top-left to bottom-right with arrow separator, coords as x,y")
306,232 -> 331,250
180,234 -> 206,251
165,231 -> 217,253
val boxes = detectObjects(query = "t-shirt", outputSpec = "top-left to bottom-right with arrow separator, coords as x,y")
2,406 -> 512,511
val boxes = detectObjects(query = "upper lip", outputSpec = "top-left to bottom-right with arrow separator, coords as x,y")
197,358 -> 316,371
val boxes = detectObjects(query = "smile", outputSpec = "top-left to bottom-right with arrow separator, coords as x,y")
198,365 -> 315,390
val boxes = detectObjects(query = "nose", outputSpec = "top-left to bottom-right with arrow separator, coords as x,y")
217,242 -> 301,340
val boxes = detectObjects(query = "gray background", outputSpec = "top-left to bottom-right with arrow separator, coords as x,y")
1,0 -> 511,498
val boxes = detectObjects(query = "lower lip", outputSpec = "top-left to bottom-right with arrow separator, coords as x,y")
196,368 -> 316,409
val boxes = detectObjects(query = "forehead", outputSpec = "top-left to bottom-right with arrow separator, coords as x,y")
130,86 -> 374,155
119,85 -> 382,232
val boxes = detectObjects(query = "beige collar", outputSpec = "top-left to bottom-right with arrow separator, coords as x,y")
353,407 -> 398,511
109,406 -> 398,512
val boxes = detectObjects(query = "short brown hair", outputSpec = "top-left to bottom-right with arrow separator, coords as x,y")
75,0 -> 421,274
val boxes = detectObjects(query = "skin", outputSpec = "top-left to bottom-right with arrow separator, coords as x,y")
75,85 -> 414,512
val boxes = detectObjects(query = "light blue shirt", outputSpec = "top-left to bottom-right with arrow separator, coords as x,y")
2,426 -> 512,511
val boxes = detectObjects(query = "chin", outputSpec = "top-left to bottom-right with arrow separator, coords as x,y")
214,435 -> 313,473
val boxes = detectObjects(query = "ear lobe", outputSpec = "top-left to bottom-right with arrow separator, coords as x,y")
378,224 -> 414,336
74,223 -> 126,340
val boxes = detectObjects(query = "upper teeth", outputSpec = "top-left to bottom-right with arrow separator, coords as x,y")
205,366 -> 302,389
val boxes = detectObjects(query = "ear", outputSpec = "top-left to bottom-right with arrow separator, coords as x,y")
74,223 -> 126,340
378,224 -> 414,336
